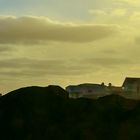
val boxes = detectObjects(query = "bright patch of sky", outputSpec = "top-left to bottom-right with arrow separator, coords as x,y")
0,0 -> 90,19
0,0 -> 116,20
0,0 -> 140,22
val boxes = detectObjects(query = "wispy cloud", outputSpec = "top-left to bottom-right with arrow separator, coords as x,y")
0,45 -> 14,52
0,58 -> 95,78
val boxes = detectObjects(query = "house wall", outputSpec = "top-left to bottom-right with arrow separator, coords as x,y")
66,85 -> 108,98
123,83 -> 140,94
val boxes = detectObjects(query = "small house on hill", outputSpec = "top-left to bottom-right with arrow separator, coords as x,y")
122,77 -> 140,94
66,83 -> 109,98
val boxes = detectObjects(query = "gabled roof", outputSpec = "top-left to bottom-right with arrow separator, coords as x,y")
122,77 -> 140,86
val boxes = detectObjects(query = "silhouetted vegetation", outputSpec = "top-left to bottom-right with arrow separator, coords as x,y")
0,85 -> 140,140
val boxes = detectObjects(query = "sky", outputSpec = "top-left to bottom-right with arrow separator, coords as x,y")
0,0 -> 140,93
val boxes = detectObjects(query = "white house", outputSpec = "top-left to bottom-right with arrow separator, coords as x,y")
66,83 -> 109,98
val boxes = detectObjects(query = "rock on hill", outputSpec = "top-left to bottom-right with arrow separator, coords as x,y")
0,86 -> 140,140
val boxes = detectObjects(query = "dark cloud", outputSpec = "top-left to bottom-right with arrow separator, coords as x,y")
84,57 -> 135,67
135,36 -> 140,45
0,55 -> 138,94
0,45 -> 14,53
0,16 -> 119,44
0,56 -> 135,79
101,49 -> 118,54
0,58 -> 93,77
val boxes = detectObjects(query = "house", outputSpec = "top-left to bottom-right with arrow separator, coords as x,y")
122,77 -> 140,94
66,83 -> 109,98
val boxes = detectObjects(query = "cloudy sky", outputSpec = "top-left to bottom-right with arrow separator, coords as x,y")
0,0 -> 140,93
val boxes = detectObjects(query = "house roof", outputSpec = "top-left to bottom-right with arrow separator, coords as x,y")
66,83 -> 104,88
66,83 -> 106,93
78,83 -> 103,88
122,77 -> 140,86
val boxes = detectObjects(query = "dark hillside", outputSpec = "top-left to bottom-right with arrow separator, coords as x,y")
0,86 -> 140,140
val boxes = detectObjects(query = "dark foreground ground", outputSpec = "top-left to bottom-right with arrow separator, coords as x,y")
0,86 -> 140,140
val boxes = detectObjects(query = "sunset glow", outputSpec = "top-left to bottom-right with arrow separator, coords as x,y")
0,0 -> 140,93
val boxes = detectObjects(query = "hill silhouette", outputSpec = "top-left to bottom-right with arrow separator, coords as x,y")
0,86 -> 140,140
